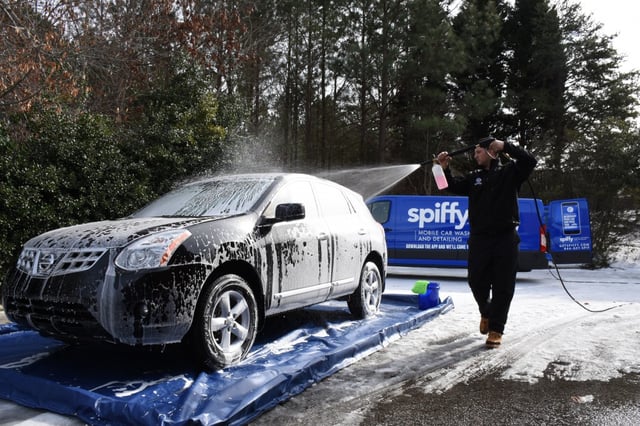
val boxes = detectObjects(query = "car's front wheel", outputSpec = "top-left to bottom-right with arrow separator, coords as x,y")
191,274 -> 258,370
348,260 -> 382,319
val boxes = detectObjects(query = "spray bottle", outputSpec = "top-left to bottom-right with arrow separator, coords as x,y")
431,162 -> 448,190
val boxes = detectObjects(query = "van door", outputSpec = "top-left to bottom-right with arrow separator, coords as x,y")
546,198 -> 593,264
368,196 -> 469,267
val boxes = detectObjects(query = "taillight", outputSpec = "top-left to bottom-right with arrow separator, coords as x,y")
539,225 -> 547,253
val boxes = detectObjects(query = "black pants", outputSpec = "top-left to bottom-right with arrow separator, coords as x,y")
467,230 -> 519,334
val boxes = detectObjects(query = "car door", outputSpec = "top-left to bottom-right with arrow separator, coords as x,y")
260,180 -> 332,311
312,181 -> 363,298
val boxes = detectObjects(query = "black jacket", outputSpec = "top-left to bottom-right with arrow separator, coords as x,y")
444,142 -> 537,236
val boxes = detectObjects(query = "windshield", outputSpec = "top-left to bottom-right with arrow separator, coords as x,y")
132,177 -> 276,217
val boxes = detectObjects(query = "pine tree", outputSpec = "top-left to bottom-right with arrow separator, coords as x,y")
555,0 -> 640,265
503,0 -> 567,155
451,0 -> 509,141
395,0 -> 464,164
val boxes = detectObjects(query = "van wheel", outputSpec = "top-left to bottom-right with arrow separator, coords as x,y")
348,261 -> 382,319
191,274 -> 258,370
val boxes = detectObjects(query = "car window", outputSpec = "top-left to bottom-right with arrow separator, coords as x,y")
343,190 -> 367,215
368,200 -> 391,224
262,181 -> 318,219
132,177 -> 276,217
313,182 -> 352,217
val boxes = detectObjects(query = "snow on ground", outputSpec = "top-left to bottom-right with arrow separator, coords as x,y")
389,262 -> 639,391
255,246 -> 640,425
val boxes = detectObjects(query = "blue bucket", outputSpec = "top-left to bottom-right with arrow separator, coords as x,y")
418,282 -> 440,310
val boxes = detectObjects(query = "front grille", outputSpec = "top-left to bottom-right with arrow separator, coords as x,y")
5,297 -> 112,341
57,250 -> 106,274
17,248 -> 107,277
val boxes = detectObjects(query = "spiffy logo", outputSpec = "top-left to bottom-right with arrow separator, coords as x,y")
407,201 -> 468,230
559,236 -> 574,243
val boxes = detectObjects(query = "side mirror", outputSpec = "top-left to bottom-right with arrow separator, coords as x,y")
275,203 -> 305,221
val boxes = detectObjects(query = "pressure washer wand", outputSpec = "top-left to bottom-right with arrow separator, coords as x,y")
420,137 -> 496,166
447,136 -> 495,158
419,149 -> 470,166
422,136 -> 496,190
448,144 -> 476,157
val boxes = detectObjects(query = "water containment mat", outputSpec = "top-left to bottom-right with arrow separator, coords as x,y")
0,294 -> 453,425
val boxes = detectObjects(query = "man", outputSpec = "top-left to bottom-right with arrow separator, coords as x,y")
436,138 -> 537,348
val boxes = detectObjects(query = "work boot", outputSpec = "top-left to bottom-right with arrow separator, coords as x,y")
479,317 -> 489,335
486,331 -> 502,348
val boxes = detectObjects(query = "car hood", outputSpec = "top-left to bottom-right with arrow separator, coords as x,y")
25,217 -> 217,250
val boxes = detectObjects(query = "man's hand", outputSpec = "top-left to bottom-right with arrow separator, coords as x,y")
436,151 -> 451,169
487,139 -> 505,158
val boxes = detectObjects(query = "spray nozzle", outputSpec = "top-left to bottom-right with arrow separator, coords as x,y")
420,158 -> 439,166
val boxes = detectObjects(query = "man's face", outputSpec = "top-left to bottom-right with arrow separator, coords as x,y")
474,146 -> 492,169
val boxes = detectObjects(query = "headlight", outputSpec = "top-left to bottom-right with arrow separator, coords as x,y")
115,229 -> 192,270
16,248 -> 38,274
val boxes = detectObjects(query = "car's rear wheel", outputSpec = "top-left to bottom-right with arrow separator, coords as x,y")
191,274 -> 258,370
348,260 -> 382,319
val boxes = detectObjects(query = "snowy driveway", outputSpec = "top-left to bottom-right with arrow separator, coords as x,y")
1,265 -> 639,424
254,265 -> 640,425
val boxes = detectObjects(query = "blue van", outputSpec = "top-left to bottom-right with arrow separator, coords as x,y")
366,195 -> 592,271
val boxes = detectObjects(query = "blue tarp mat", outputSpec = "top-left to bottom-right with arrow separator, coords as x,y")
0,294 -> 453,425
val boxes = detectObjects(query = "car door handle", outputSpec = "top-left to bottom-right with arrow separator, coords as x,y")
318,232 -> 329,241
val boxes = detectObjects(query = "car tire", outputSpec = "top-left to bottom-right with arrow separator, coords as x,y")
191,274 -> 258,370
348,260 -> 382,319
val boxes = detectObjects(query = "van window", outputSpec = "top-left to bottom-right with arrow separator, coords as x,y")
368,200 -> 391,224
